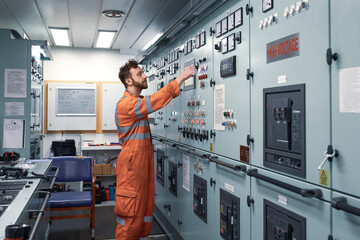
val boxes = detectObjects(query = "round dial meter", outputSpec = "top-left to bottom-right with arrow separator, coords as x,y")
262,0 -> 273,13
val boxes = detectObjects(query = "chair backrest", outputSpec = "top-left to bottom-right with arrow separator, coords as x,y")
51,156 -> 92,182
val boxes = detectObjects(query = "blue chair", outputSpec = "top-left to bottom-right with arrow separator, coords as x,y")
49,156 -> 95,239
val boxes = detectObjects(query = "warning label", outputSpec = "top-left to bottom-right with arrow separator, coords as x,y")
319,169 -> 329,186
266,33 -> 300,63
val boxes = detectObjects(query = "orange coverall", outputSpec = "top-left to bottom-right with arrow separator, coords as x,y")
114,80 -> 180,239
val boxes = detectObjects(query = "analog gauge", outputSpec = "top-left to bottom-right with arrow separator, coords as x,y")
234,8 -> 243,27
216,21 -> 222,38
228,13 -> 235,31
221,17 -> 228,35
262,0 -> 273,13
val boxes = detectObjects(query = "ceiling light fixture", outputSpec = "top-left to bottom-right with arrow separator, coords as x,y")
49,27 -> 70,46
102,10 -> 126,18
96,31 -> 116,48
142,32 -> 163,51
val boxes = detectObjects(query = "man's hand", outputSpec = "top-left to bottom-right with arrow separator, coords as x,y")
176,65 -> 197,86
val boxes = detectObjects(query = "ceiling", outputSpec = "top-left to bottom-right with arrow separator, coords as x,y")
0,0 -> 193,55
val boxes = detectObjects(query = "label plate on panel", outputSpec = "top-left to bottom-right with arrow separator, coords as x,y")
267,33 -> 300,63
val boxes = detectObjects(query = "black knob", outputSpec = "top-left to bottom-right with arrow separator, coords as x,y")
210,130 -> 216,139
214,42 -> 221,51
199,134 -> 203,142
210,79 -> 216,87
194,132 -> 198,141
190,131 -> 194,139
203,130 -> 209,141
186,130 -> 190,139
246,4 -> 253,15
177,162 -> 183,168
178,126 -> 183,132
210,177 -> 216,187
164,124 -> 169,129
326,48 -> 338,65
246,69 -> 254,80
247,195 -> 254,207
246,134 -> 254,146
209,27 -> 215,36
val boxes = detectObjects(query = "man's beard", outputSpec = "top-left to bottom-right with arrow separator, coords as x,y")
131,78 -> 148,89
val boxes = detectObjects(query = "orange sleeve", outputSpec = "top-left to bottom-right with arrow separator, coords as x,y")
122,80 -> 180,120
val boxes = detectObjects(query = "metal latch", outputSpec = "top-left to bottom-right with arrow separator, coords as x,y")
318,145 -> 338,170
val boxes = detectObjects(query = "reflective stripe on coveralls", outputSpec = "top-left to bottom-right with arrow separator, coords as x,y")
114,80 -> 180,239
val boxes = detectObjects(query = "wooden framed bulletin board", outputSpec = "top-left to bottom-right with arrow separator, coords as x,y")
44,80 -> 124,133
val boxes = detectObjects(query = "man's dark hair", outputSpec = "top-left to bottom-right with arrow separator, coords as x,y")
119,59 -> 139,88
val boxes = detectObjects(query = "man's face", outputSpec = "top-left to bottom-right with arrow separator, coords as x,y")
129,67 -> 148,89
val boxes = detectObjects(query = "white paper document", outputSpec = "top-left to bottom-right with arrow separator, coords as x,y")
182,154 -> 190,192
214,84 -> 226,130
3,119 -> 25,148
339,67 -> 360,113
4,69 -> 27,98
5,102 -> 25,116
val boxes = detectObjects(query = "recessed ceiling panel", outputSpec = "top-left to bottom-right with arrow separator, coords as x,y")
2,0 -> 50,41
131,0 -> 190,50
112,0 -> 167,49
68,0 -> 101,48
37,0 -> 69,28
0,1 -> 25,36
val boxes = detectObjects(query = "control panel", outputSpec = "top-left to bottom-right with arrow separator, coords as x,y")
168,161 -> 177,197
264,200 -> 306,240
220,189 -> 240,240
263,84 -> 305,177
156,149 -> 165,186
193,174 -> 207,223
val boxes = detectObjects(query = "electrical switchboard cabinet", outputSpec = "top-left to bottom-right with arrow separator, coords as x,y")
263,84 -> 305,177
0,29 -> 49,159
249,0 -> 331,185
150,52 -> 168,138
330,0 -> 360,198
220,189 -> 240,240
264,199 -> 306,240
164,41 -> 183,142
178,14 -> 214,152
332,191 -> 360,240
213,155 -> 250,240
168,160 -> 177,197
156,149 -> 165,186
193,174 -> 207,223
154,143 -> 167,215
211,0 -> 250,161
250,167 -> 331,240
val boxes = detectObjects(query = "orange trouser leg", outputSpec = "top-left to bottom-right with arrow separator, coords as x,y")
141,153 -> 154,237
115,147 -> 154,240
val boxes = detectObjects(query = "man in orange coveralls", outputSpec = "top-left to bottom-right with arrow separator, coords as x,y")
114,59 -> 196,239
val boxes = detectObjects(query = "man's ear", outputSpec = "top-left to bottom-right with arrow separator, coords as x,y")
125,77 -> 133,86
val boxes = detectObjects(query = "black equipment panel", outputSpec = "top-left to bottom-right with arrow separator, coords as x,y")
264,199 -> 306,240
168,161 -> 177,197
220,189 -> 240,240
156,149 -> 165,186
220,56 -> 236,77
263,84 -> 306,177
193,174 -> 207,223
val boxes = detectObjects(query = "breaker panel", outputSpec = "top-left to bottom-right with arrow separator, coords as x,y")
168,161 -> 177,197
264,199 -> 306,240
193,174 -> 207,223
220,189 -> 240,240
263,84 -> 306,177
156,149 -> 165,186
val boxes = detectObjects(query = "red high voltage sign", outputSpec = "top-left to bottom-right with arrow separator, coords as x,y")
266,33 -> 300,63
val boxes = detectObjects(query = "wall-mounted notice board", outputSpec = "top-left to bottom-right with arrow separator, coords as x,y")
102,83 -> 125,130
47,82 -> 97,131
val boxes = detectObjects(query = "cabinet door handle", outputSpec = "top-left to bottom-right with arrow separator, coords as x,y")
247,169 -> 322,199
332,197 -> 360,217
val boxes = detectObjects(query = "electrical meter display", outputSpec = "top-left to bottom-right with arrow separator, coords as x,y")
228,12 -> 235,31
221,17 -> 228,35
262,0 -> 273,13
216,21 -> 222,38
234,8 -> 243,27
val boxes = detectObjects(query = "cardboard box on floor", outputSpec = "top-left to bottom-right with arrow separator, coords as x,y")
94,164 -> 112,175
